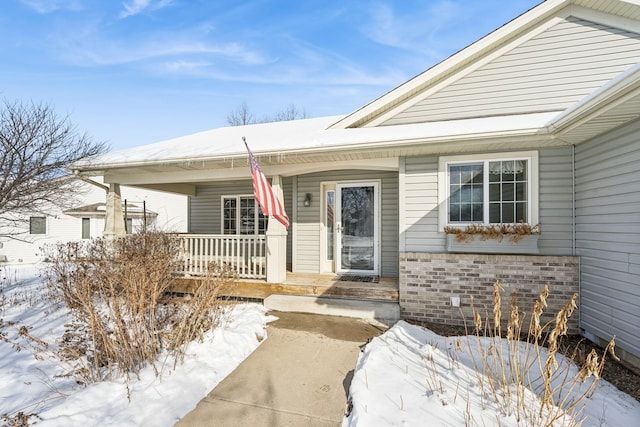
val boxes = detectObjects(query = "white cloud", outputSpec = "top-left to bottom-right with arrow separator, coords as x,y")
361,0 -> 458,58
60,37 -> 270,67
119,0 -> 172,18
20,0 -> 83,13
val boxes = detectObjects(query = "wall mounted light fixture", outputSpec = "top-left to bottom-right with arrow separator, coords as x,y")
304,193 -> 312,207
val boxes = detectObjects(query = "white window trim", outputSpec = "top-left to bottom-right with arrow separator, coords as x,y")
438,151 -> 539,232
220,194 -> 266,235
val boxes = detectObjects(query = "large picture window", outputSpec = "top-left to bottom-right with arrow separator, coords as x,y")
222,195 -> 268,235
439,152 -> 538,229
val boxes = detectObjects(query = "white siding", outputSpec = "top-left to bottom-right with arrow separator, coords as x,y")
575,118 -> 640,361
401,147 -> 574,254
384,17 -> 640,125
0,179 -> 187,263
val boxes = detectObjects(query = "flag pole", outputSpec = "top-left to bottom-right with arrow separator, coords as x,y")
243,137 -> 289,229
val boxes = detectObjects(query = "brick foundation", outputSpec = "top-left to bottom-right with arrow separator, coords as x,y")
399,252 -> 579,334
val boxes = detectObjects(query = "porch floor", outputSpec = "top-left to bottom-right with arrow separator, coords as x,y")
171,272 -> 399,302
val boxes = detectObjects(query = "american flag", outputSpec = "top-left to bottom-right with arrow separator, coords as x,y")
243,138 -> 289,229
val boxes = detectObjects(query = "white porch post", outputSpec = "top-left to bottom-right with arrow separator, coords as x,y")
103,183 -> 126,238
266,175 -> 287,283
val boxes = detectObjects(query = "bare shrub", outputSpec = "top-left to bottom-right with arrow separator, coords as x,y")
45,232 -> 236,385
1,411 -> 40,427
460,280 -> 617,426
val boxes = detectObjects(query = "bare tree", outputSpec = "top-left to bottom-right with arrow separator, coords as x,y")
226,101 -> 257,126
271,103 -> 307,122
0,100 -> 107,238
226,102 -> 307,126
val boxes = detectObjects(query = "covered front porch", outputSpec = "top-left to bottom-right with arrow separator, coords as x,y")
73,118 -> 403,304
171,233 -> 399,302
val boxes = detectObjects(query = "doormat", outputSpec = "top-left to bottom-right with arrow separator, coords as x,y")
335,275 -> 379,283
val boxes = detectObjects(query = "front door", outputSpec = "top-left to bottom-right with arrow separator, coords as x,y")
336,182 -> 379,275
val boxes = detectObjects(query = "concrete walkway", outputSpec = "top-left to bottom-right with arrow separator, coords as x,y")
175,311 -> 385,427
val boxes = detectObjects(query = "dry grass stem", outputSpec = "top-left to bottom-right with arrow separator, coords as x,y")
457,283 -> 613,426
444,223 -> 540,243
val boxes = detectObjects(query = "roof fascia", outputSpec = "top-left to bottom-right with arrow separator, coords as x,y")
545,62 -> 640,136
365,5 -> 640,129
329,0 -> 568,130
364,17 -> 566,128
569,5 -> 640,32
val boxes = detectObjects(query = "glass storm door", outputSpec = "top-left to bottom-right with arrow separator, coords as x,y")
336,183 -> 379,275
321,186 -> 336,273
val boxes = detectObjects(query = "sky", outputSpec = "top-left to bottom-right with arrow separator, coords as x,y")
1,0 -> 541,152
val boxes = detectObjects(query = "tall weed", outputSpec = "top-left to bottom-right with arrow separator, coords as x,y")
461,281 -> 617,426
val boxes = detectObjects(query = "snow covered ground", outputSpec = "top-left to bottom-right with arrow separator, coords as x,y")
2,263 -> 639,426
0,264 -> 272,426
344,320 -> 640,427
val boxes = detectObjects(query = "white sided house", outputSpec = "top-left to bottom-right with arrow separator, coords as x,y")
0,177 -> 188,263
72,0 -> 640,366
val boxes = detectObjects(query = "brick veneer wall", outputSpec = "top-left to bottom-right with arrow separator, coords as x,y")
399,253 -> 580,334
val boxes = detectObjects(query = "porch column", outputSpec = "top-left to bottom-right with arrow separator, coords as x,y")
103,183 -> 126,238
266,175 -> 287,283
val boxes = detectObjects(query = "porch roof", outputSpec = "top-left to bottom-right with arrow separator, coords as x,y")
72,111 -> 561,174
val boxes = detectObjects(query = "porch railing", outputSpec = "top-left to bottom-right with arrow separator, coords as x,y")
176,234 -> 266,279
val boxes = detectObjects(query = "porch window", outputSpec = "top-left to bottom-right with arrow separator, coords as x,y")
438,151 -> 538,229
29,216 -> 46,235
222,195 -> 267,235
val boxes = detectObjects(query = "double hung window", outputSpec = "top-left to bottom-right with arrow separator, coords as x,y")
222,195 -> 267,235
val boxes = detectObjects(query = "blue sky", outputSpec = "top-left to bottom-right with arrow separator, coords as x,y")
2,0 -> 540,151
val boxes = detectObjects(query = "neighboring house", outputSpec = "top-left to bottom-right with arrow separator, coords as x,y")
0,177 -> 188,263
71,0 -> 640,366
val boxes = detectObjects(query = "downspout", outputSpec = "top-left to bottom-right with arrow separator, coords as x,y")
572,144 -> 576,256
571,143 -> 582,333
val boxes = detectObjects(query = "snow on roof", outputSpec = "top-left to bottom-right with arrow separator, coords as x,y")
74,112 -> 561,170
64,202 -> 157,216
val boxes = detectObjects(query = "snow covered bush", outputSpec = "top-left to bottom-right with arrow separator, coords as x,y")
45,232 -> 237,384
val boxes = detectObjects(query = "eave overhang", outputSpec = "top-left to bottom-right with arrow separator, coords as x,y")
72,112 -> 562,185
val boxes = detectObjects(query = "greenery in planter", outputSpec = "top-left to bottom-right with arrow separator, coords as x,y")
444,223 -> 540,243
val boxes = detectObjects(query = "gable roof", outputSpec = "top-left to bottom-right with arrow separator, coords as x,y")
72,0 -> 640,178
330,0 -> 640,129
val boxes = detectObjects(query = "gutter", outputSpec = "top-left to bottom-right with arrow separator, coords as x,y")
71,121 -> 556,173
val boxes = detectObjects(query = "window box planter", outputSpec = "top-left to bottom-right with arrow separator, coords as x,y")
445,234 -> 540,254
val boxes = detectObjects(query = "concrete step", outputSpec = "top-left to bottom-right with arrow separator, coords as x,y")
264,294 -> 400,327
